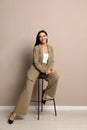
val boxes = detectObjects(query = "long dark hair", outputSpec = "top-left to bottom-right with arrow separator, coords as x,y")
35,30 -> 48,46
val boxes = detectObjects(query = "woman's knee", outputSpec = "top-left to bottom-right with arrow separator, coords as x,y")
26,65 -> 40,81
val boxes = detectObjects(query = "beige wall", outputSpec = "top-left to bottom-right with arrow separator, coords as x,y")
0,0 -> 87,106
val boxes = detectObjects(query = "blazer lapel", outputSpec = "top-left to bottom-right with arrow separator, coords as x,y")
47,44 -> 50,64
39,44 -> 43,63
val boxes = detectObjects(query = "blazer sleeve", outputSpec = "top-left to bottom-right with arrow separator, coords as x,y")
33,46 -> 48,73
47,46 -> 54,70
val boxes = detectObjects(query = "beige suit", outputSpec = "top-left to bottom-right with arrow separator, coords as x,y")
14,44 -> 59,115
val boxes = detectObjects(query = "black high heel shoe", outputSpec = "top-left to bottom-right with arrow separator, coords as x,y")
41,90 -> 46,105
41,99 -> 46,104
8,112 -> 15,124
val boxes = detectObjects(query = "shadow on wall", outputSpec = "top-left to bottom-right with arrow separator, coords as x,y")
0,41 -> 34,105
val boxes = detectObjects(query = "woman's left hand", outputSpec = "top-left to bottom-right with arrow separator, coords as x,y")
46,69 -> 56,75
45,70 -> 51,75
51,70 -> 56,74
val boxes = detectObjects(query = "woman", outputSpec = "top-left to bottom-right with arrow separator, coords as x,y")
8,30 -> 59,124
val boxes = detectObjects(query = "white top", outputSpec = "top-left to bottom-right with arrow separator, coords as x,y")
43,53 -> 49,64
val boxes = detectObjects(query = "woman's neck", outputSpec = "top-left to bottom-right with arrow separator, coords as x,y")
42,43 -> 48,53
41,43 -> 47,46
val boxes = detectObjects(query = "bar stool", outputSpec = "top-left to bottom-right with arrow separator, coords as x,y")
31,73 -> 57,120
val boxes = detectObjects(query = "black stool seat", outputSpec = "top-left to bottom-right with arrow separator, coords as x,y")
38,73 -> 45,79
31,73 -> 57,120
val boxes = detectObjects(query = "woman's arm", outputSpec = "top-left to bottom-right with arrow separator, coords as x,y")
47,46 -> 54,70
46,46 -> 57,75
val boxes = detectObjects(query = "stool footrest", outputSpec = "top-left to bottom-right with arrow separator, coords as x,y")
31,98 -> 54,102
31,100 -> 42,102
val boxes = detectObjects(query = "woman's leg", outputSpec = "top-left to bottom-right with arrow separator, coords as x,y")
43,72 -> 59,98
14,65 -> 40,115
14,78 -> 37,115
8,65 -> 40,123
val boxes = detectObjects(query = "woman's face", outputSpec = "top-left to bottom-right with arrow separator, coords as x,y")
39,32 -> 48,44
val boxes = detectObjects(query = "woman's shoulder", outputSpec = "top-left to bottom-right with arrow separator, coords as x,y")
33,44 -> 41,50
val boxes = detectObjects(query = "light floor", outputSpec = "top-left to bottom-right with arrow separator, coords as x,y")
0,109 -> 87,130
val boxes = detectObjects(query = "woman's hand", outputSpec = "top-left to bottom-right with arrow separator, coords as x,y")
51,70 -> 56,74
45,69 -> 56,75
45,70 -> 51,75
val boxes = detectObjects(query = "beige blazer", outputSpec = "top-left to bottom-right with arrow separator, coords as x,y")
27,43 -> 54,81
33,43 -> 54,73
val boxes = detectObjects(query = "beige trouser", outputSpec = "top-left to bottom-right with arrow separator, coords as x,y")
14,65 -> 59,115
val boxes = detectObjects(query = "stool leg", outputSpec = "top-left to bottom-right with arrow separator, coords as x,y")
41,78 -> 43,112
53,98 -> 57,116
38,79 -> 40,120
